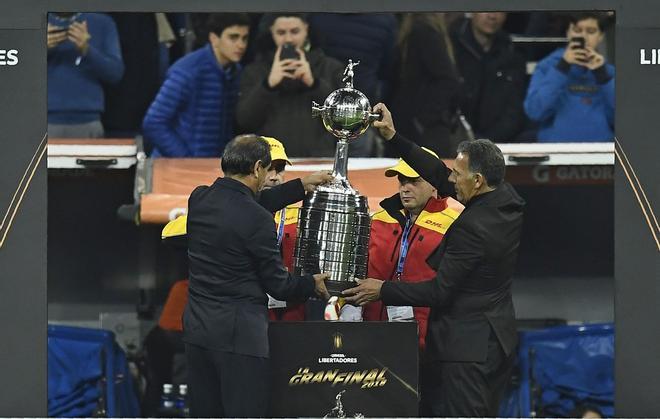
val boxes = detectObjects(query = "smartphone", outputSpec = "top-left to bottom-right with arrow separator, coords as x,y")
49,26 -> 68,34
279,43 -> 300,61
570,36 -> 586,49
49,13 -> 81,32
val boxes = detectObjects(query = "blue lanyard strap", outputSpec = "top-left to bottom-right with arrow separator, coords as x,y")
276,208 -> 287,246
395,215 -> 414,279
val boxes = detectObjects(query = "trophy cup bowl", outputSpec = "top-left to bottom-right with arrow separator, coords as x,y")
294,60 -> 378,296
312,88 -> 382,141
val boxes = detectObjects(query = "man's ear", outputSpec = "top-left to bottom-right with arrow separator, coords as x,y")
474,173 -> 485,189
253,160 -> 262,177
208,32 -> 218,45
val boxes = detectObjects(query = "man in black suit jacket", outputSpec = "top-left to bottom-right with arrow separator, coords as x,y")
184,134 -> 331,417
345,104 -> 525,417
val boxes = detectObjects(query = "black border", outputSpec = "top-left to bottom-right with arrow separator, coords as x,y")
0,0 -> 658,416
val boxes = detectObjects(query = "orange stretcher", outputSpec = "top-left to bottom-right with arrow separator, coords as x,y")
46,139 -> 615,225
139,157 -> 425,224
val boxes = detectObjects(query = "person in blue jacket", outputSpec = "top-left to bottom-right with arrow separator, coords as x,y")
524,12 -> 614,142
142,13 -> 250,157
47,13 -> 124,138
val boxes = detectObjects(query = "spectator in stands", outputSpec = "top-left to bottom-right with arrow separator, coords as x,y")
524,12 -> 614,142
142,13 -> 250,157
450,12 -> 528,141
236,13 -> 344,157
47,13 -> 124,138
388,13 -> 461,158
308,13 -> 398,156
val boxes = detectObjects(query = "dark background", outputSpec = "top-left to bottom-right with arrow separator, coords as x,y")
0,0 -> 657,416
269,322 -> 418,417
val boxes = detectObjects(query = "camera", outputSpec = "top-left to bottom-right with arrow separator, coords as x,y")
279,43 -> 300,61
570,36 -> 586,49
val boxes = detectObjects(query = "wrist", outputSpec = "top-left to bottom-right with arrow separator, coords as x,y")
556,58 -> 571,73
592,64 -> 611,84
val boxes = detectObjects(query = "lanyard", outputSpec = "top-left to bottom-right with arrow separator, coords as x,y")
395,215 -> 414,280
276,208 -> 286,247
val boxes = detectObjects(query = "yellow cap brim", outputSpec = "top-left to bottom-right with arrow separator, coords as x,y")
262,136 -> 292,165
385,159 -> 420,178
271,153 -> 292,165
384,147 -> 439,178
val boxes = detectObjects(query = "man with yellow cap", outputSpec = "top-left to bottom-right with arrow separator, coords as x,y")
160,136 -> 318,321
261,137 -> 308,321
362,147 -> 464,351
151,137 -> 330,415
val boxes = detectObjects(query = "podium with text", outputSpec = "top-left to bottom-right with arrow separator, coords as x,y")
269,321 -> 419,417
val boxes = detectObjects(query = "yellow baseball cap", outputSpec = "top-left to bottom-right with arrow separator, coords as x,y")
385,147 -> 439,178
262,136 -> 292,165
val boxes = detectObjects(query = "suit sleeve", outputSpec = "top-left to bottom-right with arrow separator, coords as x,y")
246,214 -> 316,301
388,133 -> 455,198
257,178 -> 305,212
380,222 -> 483,307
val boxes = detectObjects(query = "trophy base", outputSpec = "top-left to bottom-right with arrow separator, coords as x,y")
325,279 -> 358,297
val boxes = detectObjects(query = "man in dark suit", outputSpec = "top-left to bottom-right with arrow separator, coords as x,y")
184,134 -> 331,417
344,103 -> 525,417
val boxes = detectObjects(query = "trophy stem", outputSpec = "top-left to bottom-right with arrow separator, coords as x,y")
331,139 -> 352,190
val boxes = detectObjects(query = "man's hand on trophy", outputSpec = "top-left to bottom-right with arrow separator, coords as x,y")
268,45 -> 298,88
313,273 -> 331,300
372,103 -> 396,141
342,278 -> 384,306
301,170 -> 334,192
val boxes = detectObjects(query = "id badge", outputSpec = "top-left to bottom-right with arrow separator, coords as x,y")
386,305 -> 414,321
267,294 -> 287,309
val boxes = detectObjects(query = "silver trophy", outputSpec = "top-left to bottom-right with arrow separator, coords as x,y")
293,60 -> 381,296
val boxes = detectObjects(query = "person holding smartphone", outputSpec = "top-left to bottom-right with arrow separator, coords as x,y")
237,13 -> 344,157
524,12 -> 614,142
47,13 -> 124,138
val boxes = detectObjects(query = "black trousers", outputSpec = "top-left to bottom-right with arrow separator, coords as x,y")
419,334 -> 515,417
185,343 -> 270,417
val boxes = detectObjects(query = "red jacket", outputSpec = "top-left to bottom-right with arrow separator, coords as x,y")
268,206 -> 306,321
363,194 -> 463,349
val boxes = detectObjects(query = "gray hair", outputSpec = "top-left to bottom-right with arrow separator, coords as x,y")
456,139 -> 505,187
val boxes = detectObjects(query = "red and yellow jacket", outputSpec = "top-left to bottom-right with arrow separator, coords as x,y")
363,194 -> 463,350
268,205 -> 306,321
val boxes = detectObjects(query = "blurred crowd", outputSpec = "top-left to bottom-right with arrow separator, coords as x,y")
47,11 -> 616,158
